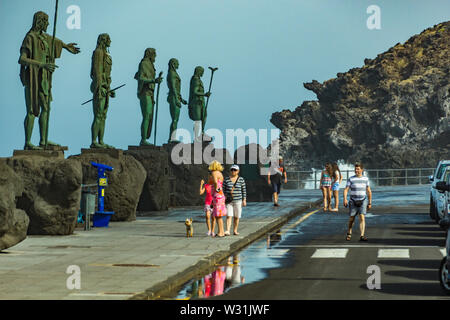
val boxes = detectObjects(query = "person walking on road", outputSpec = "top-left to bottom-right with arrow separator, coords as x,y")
268,156 -> 287,206
209,160 -> 227,237
200,171 -> 214,236
343,162 -> 372,241
223,165 -> 247,236
330,162 -> 343,212
319,163 -> 333,211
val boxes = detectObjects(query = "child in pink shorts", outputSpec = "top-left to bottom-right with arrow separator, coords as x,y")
200,173 -> 215,236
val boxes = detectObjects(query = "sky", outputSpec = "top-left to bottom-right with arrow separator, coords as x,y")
0,0 -> 449,158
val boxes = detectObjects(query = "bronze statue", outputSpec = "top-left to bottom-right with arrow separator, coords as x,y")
19,11 -> 80,150
90,33 -> 115,149
188,66 -> 211,141
134,48 -> 163,146
167,58 -> 187,143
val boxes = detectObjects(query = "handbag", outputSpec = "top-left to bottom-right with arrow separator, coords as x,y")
225,177 -> 239,205
351,198 -> 365,207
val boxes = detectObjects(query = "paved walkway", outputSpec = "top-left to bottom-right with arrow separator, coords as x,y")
0,189 -> 322,300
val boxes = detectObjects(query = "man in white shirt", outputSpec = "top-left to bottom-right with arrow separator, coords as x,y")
343,162 -> 372,241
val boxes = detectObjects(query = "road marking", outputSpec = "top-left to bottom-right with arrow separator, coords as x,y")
281,209 -> 320,234
276,245 -> 442,249
311,249 -> 349,258
378,249 -> 410,259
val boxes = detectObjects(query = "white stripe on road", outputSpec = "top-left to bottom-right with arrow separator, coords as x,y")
311,249 -> 349,258
377,249 -> 410,259
276,245 -> 442,248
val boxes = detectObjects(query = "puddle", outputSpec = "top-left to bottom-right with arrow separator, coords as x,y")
174,230 -> 289,300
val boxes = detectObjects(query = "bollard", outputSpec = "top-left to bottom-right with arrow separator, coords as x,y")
91,162 -> 115,227
80,185 -> 96,231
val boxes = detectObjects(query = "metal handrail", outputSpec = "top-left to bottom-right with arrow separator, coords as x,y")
284,167 -> 435,189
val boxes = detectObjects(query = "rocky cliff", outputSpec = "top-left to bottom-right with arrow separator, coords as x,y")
271,21 -> 450,169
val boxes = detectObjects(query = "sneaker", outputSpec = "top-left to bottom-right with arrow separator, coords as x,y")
206,231 -> 211,236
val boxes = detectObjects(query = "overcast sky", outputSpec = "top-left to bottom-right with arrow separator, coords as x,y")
0,0 -> 449,157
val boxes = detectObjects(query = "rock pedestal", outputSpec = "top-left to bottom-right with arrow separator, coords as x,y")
3,152 -> 82,235
0,162 -> 29,250
125,146 -> 170,212
69,150 -> 146,222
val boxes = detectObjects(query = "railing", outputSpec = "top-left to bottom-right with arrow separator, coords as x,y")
284,168 -> 435,189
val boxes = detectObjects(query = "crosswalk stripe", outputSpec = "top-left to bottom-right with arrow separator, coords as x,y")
311,249 -> 349,258
377,249 -> 410,258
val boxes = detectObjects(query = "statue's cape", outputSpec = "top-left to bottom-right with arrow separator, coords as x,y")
20,31 -> 63,117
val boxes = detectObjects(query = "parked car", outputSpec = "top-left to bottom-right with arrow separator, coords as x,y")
435,178 -> 450,294
436,168 -> 450,224
429,160 -> 450,223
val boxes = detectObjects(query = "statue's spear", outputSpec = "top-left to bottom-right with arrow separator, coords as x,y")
202,66 -> 218,134
45,0 -> 59,148
152,71 -> 164,145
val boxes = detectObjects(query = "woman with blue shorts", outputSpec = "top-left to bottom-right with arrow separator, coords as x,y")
330,163 -> 343,212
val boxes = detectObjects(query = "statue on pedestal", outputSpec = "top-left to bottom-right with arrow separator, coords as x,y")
19,11 -> 80,150
90,33 -> 115,149
167,58 -> 187,143
134,48 -> 163,146
188,66 -> 211,142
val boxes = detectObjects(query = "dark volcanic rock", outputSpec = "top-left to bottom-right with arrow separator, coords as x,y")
0,162 -> 29,250
125,147 -> 170,212
164,142 -> 233,207
3,156 -> 82,235
233,144 -> 273,202
271,21 -> 450,169
69,152 -> 146,222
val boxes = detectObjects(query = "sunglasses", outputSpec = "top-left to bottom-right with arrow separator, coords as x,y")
230,169 -> 238,172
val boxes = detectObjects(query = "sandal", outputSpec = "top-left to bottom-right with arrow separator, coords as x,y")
224,231 -> 230,236
359,235 -> 368,242
346,233 -> 352,241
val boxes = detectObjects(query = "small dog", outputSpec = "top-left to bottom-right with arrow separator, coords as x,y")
185,218 -> 194,237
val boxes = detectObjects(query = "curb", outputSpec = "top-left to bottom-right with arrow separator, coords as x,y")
130,198 -> 322,300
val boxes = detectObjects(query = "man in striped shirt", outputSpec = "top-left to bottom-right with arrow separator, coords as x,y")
343,162 -> 372,241
223,165 -> 247,236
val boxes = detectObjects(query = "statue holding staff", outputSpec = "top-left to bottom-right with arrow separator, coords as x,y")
167,58 -> 187,143
188,66 -> 211,142
90,33 -> 115,149
19,10 -> 80,150
134,48 -> 163,146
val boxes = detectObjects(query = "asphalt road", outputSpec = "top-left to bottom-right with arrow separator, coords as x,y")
203,185 -> 450,300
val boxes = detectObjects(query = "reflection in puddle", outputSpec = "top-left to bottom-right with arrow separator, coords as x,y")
176,230 -> 287,300
182,255 -> 245,299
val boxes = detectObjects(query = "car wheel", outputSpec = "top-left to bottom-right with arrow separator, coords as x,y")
439,257 -> 450,294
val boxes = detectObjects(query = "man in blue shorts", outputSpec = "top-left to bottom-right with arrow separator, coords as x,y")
343,162 -> 372,241
268,156 -> 287,206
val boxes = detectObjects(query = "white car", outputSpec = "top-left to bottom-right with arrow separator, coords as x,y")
430,160 -> 450,223
436,176 -> 450,293
434,167 -> 450,225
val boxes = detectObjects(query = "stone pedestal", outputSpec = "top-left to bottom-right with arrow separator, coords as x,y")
13,150 -> 65,159
125,146 -> 170,212
81,148 -> 123,159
